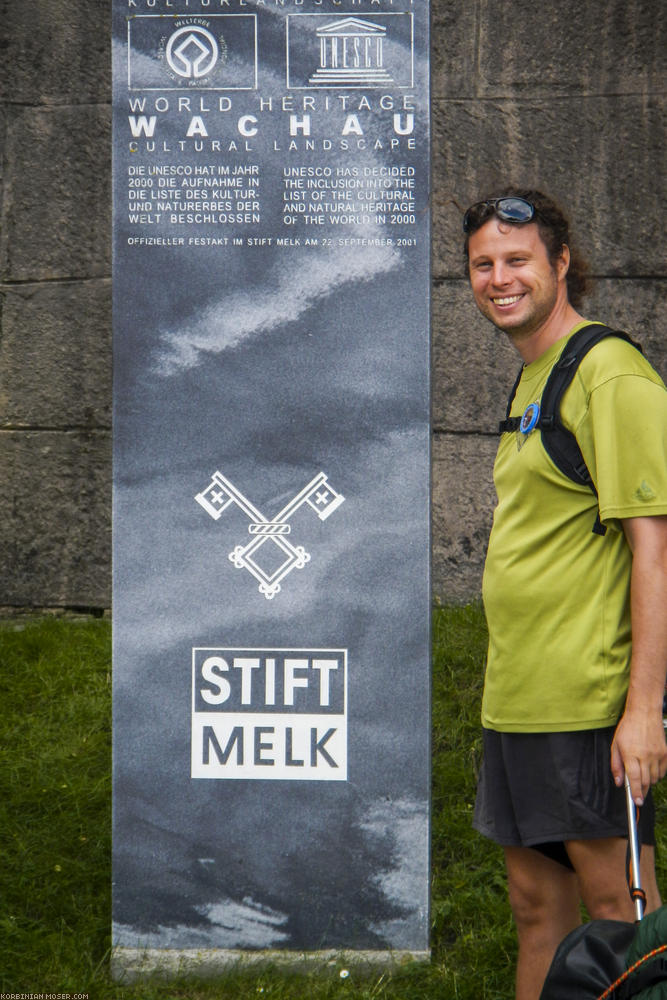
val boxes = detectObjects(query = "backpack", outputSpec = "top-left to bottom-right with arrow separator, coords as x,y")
499,324 -> 643,536
538,913 -> 667,999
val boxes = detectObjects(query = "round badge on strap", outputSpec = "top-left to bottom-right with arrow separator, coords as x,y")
520,402 -> 540,434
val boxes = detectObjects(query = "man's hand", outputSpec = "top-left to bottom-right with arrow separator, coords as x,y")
611,707 -> 667,805
611,515 -> 667,805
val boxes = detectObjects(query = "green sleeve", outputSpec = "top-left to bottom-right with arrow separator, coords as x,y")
575,373 -> 667,527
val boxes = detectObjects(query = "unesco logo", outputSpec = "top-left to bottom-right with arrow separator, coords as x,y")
159,20 -> 227,84
129,15 -> 257,92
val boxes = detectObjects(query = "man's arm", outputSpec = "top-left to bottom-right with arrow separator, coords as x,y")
611,515 -> 667,805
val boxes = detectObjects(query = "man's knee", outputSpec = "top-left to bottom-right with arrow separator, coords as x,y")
505,847 -> 579,934
585,885 -> 633,921
507,870 -> 549,927
509,894 -> 556,941
565,837 -> 659,921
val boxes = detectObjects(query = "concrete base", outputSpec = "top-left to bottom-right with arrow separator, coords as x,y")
111,946 -> 431,983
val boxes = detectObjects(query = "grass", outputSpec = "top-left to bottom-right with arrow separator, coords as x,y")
2,605 -> 662,997
0,618 -> 111,990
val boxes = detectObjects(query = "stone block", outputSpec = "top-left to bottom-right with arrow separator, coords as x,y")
0,280 -> 111,428
0,431 -> 111,607
477,0 -> 667,98
1,106 -> 111,281
2,0 -> 111,105
432,279 -> 518,433
430,1 -> 478,100
584,279 -> 667,380
432,433 -> 498,602
431,98 -> 666,278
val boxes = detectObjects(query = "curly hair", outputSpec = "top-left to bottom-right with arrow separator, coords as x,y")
462,187 -> 591,308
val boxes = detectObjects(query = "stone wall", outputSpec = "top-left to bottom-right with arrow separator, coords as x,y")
0,0 -> 664,610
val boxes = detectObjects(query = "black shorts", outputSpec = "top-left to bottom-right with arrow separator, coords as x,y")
473,727 -> 655,869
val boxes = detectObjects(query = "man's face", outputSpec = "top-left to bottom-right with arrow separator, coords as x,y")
467,218 -> 566,338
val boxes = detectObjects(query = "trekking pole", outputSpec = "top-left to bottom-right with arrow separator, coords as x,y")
624,775 -> 645,922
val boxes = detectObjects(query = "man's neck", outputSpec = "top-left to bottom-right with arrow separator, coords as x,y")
509,301 -> 585,365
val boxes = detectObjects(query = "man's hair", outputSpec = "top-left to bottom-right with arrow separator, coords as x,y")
463,187 -> 591,308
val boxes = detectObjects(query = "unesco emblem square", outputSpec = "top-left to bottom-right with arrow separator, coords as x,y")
285,13 -> 415,89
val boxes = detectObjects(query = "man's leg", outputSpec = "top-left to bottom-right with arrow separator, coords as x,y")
565,838 -> 662,919
504,845 -> 581,1000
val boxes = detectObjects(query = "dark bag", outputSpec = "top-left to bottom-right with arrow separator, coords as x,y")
539,909 -> 667,999
539,919 -> 635,999
540,785 -> 667,999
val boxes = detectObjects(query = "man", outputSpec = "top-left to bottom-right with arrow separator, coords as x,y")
463,187 -> 667,999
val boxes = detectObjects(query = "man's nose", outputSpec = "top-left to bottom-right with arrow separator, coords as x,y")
490,262 -> 511,286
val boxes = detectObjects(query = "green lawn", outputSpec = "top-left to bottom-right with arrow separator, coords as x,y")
1,606 -> 662,998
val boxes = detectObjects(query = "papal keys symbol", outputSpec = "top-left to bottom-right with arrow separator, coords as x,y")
195,471 -> 344,599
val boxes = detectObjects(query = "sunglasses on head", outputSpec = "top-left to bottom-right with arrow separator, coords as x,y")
462,196 -> 536,234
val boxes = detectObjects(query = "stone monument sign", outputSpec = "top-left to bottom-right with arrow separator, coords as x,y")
111,0 -> 431,978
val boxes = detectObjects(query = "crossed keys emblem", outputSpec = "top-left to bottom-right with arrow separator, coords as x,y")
195,470 -> 345,599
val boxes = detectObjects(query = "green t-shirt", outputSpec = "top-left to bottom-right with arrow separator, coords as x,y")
481,322 -> 667,732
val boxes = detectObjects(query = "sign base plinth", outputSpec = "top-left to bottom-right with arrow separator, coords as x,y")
111,947 -> 431,983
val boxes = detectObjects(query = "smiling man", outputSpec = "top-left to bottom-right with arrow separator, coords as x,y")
462,188 -> 667,999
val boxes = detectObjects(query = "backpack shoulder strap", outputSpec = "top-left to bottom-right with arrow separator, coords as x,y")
497,324 -> 643,536
498,365 -> 525,433
540,324 -> 642,535
497,325 -> 636,437
539,323 -> 641,489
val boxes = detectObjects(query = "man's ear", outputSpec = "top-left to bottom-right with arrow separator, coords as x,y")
557,243 -> 570,281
